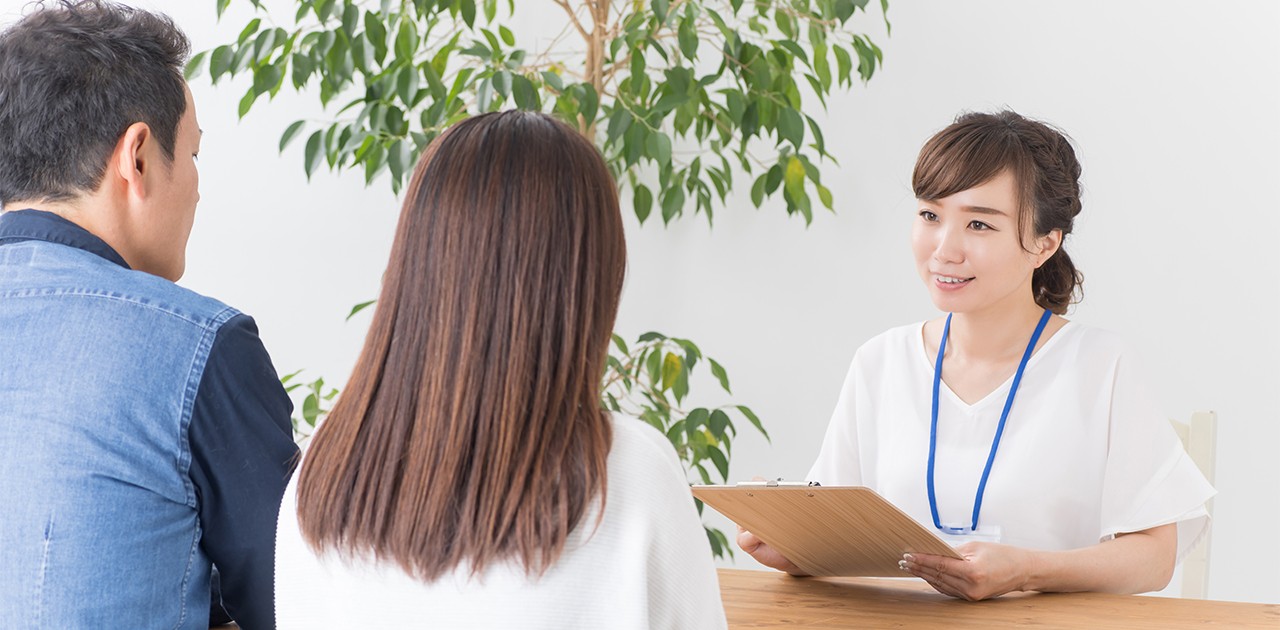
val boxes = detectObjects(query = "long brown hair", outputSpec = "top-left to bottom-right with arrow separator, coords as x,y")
913,110 -> 1084,314
296,111 -> 626,580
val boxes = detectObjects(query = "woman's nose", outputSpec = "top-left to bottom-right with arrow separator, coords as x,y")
932,227 -> 964,264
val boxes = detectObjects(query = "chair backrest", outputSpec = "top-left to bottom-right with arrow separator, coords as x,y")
1170,411 -> 1217,599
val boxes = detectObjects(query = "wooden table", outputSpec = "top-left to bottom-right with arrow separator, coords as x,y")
718,569 -> 1280,629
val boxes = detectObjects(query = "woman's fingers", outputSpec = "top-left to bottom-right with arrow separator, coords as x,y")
902,553 -> 981,600
737,530 -> 807,576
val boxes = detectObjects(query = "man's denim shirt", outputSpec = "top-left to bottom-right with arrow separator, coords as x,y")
0,210 -> 297,629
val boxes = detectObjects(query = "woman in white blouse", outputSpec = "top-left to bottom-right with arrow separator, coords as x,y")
739,111 -> 1214,601
274,111 -> 726,628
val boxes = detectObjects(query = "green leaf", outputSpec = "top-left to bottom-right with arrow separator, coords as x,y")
576,83 -> 599,123
666,419 -> 687,448
396,65 -> 421,107
677,16 -> 697,60
291,52 -> 315,87
633,184 -> 653,223
784,156 -> 805,201
606,108 -> 631,144
651,0 -> 670,23
499,25 -> 515,46
476,77 -> 494,110
511,75 -> 538,109
216,0 -> 232,19
346,299 -> 376,320
709,358 -> 732,393
279,120 -> 306,153
279,368 -> 304,386
777,108 -> 804,148
184,51 -> 207,81
737,405 -> 770,441
461,0 -> 477,27
341,2 -> 359,38
646,132 -> 672,167
302,393 -> 321,425
610,334 -> 629,355
709,409 -> 731,440
750,174 -> 766,208
395,18 -> 418,63
541,70 -> 564,91
660,185 -> 684,224
365,12 -> 388,64
237,18 -> 261,46
818,184 -> 834,211
304,130 -> 324,179
685,408 -> 710,434
493,70 -> 512,98
660,352 -> 681,392
833,45 -> 853,86
708,446 -> 729,481
237,89 -> 258,119
252,62 -> 283,96
644,348 -> 663,385
210,45 -> 234,83
672,362 -> 690,403
764,163 -> 783,194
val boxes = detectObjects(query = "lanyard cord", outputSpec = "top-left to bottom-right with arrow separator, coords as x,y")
927,309 -> 1052,532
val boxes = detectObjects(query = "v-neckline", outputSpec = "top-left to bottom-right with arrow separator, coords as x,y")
916,319 -> 1075,410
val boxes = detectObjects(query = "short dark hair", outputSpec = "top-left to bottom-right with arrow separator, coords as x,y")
913,110 -> 1085,315
0,0 -> 190,205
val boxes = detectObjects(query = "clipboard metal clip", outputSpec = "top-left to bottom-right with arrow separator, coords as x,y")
735,478 -> 821,488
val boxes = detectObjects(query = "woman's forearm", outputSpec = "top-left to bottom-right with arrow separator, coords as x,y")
1023,523 -> 1177,594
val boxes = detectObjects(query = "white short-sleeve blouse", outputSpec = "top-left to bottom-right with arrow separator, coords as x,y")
808,321 -> 1215,558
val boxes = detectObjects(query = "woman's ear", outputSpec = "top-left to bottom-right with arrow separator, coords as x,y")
1033,229 -> 1063,268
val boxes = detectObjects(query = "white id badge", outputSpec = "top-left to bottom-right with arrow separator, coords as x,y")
936,523 -> 1003,546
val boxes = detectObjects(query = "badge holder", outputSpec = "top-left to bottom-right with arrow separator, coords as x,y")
936,523 -> 1003,545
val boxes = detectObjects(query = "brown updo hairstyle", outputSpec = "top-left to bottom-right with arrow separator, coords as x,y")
912,111 -> 1084,315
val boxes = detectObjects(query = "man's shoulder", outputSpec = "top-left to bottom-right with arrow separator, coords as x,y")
11,240 -> 244,331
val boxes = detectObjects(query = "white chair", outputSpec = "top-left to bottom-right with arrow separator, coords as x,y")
1170,411 -> 1217,599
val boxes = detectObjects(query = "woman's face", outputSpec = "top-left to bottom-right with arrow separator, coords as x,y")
910,170 -> 1059,316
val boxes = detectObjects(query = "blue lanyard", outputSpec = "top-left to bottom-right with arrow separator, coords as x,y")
926,309 -> 1052,533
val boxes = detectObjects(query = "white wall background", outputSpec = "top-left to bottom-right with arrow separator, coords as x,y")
2,0 -> 1275,604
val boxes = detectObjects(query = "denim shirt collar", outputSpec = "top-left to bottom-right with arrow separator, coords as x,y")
0,209 -> 131,269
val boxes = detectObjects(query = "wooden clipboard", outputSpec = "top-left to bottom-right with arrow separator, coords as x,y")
692,483 -> 963,577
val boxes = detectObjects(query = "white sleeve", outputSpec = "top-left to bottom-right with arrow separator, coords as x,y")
632,425 -> 729,630
807,353 -> 864,486
1098,349 -> 1216,560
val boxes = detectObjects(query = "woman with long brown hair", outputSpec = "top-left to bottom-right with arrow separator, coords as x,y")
273,111 -> 726,628
739,111 -> 1214,601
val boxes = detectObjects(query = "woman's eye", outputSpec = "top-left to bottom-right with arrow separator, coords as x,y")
969,220 -> 992,231
919,210 -> 938,222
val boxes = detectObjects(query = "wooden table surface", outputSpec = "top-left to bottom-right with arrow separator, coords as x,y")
718,568 -> 1280,629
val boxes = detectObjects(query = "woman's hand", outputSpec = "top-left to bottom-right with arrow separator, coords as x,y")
736,527 -> 809,576
900,542 -> 1034,601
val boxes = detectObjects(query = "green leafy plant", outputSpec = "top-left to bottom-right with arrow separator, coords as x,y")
280,369 -> 338,442
604,332 -> 767,557
191,0 -> 889,559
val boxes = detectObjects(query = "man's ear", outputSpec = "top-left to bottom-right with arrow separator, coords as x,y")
111,122 -> 153,202
1033,229 -> 1063,268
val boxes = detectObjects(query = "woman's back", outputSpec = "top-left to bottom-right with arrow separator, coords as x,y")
276,112 -> 726,627
275,415 -> 727,629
